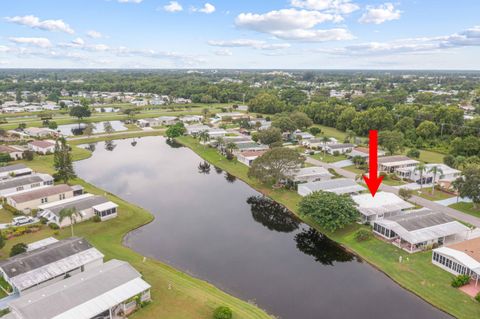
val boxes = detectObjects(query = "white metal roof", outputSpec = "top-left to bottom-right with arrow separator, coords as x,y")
377,219 -> 469,244
92,201 -> 118,212
26,237 -> 59,252
11,248 -> 104,291
434,247 -> 480,272
300,178 -> 365,195
351,192 -> 414,216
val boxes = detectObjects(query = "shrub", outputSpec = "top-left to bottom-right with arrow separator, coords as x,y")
475,292 -> 480,302
213,306 -> 232,319
10,243 -> 28,257
333,150 -> 340,156
451,274 -> 470,288
309,127 -> 321,136
48,223 -> 60,230
354,229 -> 372,242
92,215 -> 101,223
407,148 -> 420,159
226,152 -> 234,161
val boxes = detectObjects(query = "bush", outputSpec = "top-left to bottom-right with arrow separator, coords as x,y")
10,243 -> 28,257
92,215 -> 101,223
23,150 -> 34,161
475,292 -> 480,302
213,306 -> 232,319
407,148 -> 420,159
48,223 -> 60,230
451,274 -> 470,288
309,127 -> 321,136
354,229 -> 372,242
333,150 -> 340,156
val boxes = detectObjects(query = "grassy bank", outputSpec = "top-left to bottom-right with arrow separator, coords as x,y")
450,202 -> 480,218
0,142 -> 271,319
176,135 -> 480,319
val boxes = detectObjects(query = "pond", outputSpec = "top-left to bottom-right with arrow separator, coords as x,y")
75,137 -> 450,319
57,120 -> 127,136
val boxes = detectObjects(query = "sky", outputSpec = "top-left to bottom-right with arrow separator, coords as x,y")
1,0 -> 480,69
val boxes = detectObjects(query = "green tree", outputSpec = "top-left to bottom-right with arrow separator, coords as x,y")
379,130 -> 405,155
248,148 -> 304,185
414,163 -> 427,190
257,127 -> 282,147
10,243 -> 28,257
83,123 -> 95,136
272,115 -> 296,132
166,123 -> 186,140
428,165 -> 444,195
198,130 -> 210,147
59,207 -> 82,236
53,137 -> 76,183
453,165 -> 480,209
248,92 -> 286,114
0,153 -> 10,163
279,88 -> 308,106
103,121 -> 114,134
69,106 -> 91,128
407,148 -> 420,159
290,112 -> 313,130
299,191 -> 359,232
416,121 -> 438,140
352,155 -> 366,168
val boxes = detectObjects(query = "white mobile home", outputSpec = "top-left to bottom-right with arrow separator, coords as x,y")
0,174 -> 54,197
297,178 -> 365,197
351,192 -> 414,223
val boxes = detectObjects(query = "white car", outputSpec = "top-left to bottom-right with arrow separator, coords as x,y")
12,216 -> 34,226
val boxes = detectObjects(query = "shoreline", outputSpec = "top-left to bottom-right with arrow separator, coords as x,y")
174,135 -> 480,319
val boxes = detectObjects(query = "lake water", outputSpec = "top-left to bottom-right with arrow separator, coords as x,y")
75,137 -> 450,319
57,120 -> 127,136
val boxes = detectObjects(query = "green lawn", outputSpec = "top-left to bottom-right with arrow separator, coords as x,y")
343,165 -> 366,175
177,136 -> 480,319
415,189 -> 455,201
310,153 -> 347,163
450,202 -> 480,218
1,141 -> 270,319
0,209 -> 13,224
402,148 -> 446,164
311,124 -> 349,141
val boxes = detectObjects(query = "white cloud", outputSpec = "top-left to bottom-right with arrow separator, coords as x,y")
87,30 -> 103,38
290,0 -> 359,14
9,37 -> 52,48
0,45 -> 11,53
117,0 -> 143,3
208,39 -> 291,50
72,38 -> 85,46
5,15 -> 74,34
235,9 -> 352,42
359,3 -> 401,24
324,26 -> 480,56
214,49 -> 233,56
199,3 -> 216,14
164,1 -> 183,12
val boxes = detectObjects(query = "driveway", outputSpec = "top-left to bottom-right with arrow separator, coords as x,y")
435,197 -> 472,207
332,159 -> 353,168
306,156 -> 480,228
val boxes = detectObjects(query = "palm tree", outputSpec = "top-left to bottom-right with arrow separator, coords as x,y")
352,155 -> 366,169
202,108 -> 209,122
455,156 -> 466,170
58,207 -> 81,237
321,136 -> 330,157
198,130 -> 210,147
346,129 -> 356,143
216,136 -> 225,152
414,163 -> 427,190
428,165 -> 444,195
226,142 -> 238,155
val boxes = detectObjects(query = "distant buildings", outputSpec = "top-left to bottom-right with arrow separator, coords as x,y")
378,156 -> 420,174
28,140 -> 56,155
297,178 -> 365,197
0,164 -> 33,180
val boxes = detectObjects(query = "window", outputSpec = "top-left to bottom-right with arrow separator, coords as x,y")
41,197 -> 48,203
59,194 -> 65,200
16,186 -> 24,191
31,183 -> 41,188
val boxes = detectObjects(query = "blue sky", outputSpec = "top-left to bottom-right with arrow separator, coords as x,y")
1,0 -> 480,69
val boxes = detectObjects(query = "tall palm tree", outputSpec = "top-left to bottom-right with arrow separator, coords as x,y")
216,136 -> 225,152
321,136 -> 330,157
226,142 -> 238,155
58,207 -> 81,237
414,163 -> 427,190
198,130 -> 210,148
428,165 -> 444,195
346,129 -> 356,143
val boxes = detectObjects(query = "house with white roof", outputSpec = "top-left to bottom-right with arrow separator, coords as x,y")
396,163 -> 461,184
0,164 -> 33,180
179,115 -> 203,123
186,124 -> 210,135
0,174 -> 54,197
373,210 -> 470,253
378,156 -> 419,174
38,193 -> 118,227
28,140 -> 56,155
0,237 -> 104,294
0,145 -> 24,160
351,192 -> 415,223
287,166 -> 333,184
324,143 -> 355,155
23,127 -> 57,138
6,184 -> 77,213
297,178 -> 365,197
347,147 -> 386,159
215,112 -> 247,121
237,150 -> 267,167
432,237 -> 480,287
5,259 -> 151,319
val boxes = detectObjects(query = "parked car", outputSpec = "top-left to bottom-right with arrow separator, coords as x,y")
12,216 -> 34,226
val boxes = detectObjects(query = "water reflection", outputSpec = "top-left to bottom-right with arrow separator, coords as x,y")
198,161 -> 211,174
295,228 -> 356,265
214,166 -> 223,174
104,140 -> 117,151
85,143 -> 96,152
165,139 -> 183,149
247,196 -> 299,233
224,172 -> 236,183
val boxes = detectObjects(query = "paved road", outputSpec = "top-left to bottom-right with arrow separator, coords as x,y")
66,128 -> 164,141
306,157 -> 480,228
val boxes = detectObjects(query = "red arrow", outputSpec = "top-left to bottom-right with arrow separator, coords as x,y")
363,130 -> 384,197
